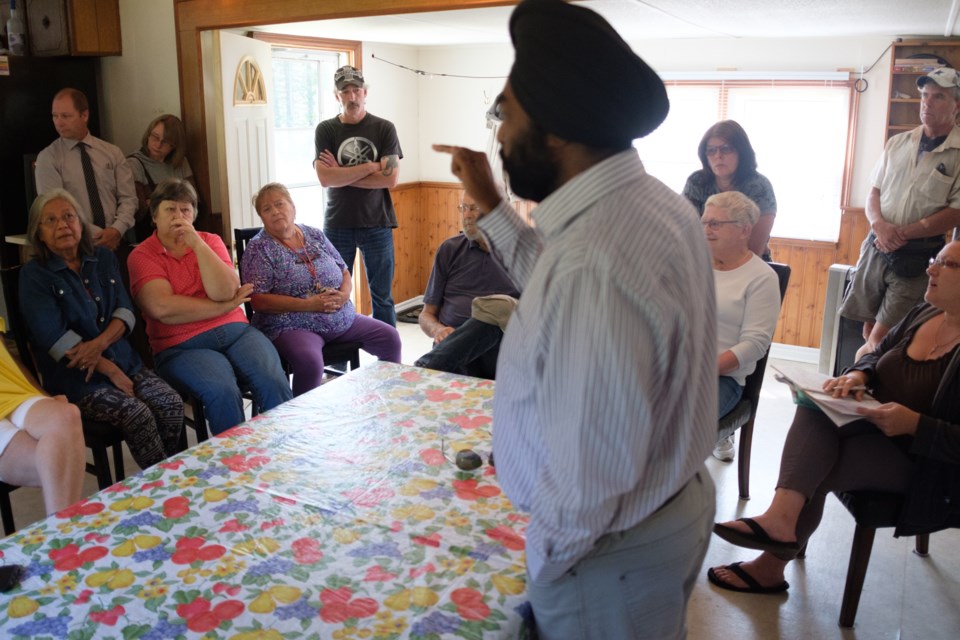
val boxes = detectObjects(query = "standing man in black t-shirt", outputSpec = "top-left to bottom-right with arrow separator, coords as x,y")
314,65 -> 403,326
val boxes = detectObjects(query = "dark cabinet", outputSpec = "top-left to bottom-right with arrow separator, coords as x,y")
27,0 -> 121,56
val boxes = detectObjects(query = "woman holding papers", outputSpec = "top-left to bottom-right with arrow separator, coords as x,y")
707,240 -> 960,594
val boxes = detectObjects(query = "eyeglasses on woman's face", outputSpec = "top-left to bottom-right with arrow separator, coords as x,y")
701,219 -> 740,231
929,256 -> 960,270
705,144 -> 736,157
149,132 -> 175,149
40,211 -> 79,227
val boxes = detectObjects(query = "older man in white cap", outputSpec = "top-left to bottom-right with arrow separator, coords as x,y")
435,0 -> 716,636
841,66 -> 960,358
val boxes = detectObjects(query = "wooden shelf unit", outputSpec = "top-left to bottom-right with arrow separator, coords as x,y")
886,39 -> 960,141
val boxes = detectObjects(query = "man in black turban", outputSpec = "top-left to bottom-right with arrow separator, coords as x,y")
435,1 -> 717,637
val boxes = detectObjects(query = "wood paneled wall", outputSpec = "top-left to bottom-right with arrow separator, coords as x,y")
769,206 -> 869,348
374,182 -> 869,350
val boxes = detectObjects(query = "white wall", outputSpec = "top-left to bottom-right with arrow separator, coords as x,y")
416,44 -> 514,181
97,2 -> 899,211
360,43 -> 421,183
416,36 -> 895,208
99,0 -> 181,155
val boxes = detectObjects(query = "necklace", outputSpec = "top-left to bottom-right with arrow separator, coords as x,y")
274,227 -> 325,292
927,316 -> 960,358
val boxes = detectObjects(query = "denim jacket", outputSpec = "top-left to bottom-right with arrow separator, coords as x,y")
19,247 -> 141,400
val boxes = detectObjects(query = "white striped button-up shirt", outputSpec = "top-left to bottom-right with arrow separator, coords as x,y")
479,149 -> 717,582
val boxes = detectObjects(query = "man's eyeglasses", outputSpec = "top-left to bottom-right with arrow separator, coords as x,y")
457,204 -> 481,214
40,212 -> 79,227
701,219 -> 740,230
705,144 -> 736,157
929,256 -> 960,270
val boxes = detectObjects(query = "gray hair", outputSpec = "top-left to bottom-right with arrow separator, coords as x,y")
252,182 -> 294,215
27,189 -> 94,264
704,191 -> 760,227
149,178 -> 198,221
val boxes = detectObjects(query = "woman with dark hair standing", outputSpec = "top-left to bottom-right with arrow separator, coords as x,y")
683,120 -> 777,259
125,115 -> 195,242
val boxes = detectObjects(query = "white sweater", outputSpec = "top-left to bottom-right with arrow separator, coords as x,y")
716,254 -> 781,385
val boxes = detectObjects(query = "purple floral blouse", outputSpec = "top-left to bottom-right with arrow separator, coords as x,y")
240,225 -> 356,340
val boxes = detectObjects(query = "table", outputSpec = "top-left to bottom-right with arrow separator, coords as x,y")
0,362 -> 531,639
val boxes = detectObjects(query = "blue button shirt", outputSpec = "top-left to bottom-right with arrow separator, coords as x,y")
19,247 -> 141,400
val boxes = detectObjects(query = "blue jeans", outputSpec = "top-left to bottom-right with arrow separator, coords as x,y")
718,375 -> 744,418
325,226 -> 396,327
414,318 -> 504,379
153,323 -> 292,435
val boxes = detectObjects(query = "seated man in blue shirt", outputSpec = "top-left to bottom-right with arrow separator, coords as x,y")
414,194 -> 520,379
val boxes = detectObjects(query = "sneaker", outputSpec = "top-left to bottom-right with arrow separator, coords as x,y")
712,435 -> 735,462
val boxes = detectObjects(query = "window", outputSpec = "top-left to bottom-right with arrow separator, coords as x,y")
635,77 -> 856,242
253,34 -> 360,228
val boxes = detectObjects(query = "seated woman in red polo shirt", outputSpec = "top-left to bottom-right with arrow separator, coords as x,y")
127,179 -> 292,435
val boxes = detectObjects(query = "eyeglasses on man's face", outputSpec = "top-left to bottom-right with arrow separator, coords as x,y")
705,144 -> 736,157
701,219 -> 740,230
929,256 -> 960,270
457,204 -> 481,214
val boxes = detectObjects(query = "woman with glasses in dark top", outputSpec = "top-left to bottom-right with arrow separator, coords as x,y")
683,120 -> 777,259
708,240 -> 960,595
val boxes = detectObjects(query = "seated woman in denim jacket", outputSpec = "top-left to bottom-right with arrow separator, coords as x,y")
128,179 -> 292,435
20,189 -> 183,469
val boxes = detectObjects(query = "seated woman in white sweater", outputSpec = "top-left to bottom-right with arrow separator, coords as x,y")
704,191 -> 782,461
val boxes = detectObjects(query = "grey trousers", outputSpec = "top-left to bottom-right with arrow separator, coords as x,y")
527,467 -> 716,640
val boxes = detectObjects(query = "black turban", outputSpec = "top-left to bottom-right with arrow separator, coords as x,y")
508,0 -> 669,149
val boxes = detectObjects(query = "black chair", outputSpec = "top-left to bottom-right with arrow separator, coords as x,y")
0,482 -> 18,536
1,267 -> 126,494
717,262 -> 791,500
233,226 -> 361,376
808,491 -> 931,628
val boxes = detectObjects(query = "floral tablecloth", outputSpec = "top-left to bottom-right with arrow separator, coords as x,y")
0,362 -> 531,639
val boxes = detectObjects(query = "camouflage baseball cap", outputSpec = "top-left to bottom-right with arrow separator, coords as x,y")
334,65 -> 365,90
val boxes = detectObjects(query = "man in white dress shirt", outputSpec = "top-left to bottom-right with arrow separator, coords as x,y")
35,88 -> 137,251
435,0 -> 717,637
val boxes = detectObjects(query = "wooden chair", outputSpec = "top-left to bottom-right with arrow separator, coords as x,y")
1,267 -> 126,493
233,226 -> 362,376
717,262 -> 791,500
831,490 -> 931,628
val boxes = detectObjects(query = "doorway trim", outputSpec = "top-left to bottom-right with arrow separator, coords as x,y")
174,0 -> 515,236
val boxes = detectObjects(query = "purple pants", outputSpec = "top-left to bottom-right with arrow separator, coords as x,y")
272,315 -> 402,396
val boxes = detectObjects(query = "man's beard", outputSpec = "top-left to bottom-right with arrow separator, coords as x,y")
500,124 -> 559,203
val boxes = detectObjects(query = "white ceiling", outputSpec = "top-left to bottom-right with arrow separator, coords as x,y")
257,0 -> 960,46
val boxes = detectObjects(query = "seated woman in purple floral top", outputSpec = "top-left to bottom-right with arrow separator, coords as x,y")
241,183 -> 401,396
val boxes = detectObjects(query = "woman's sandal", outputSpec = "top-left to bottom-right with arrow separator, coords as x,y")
712,517 -> 800,560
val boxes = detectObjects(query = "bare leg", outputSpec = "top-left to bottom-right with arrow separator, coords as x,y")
715,487 -> 806,544
710,551 -> 790,589
20,398 -> 85,514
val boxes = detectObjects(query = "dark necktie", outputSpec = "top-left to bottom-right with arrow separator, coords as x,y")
77,142 -> 107,228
